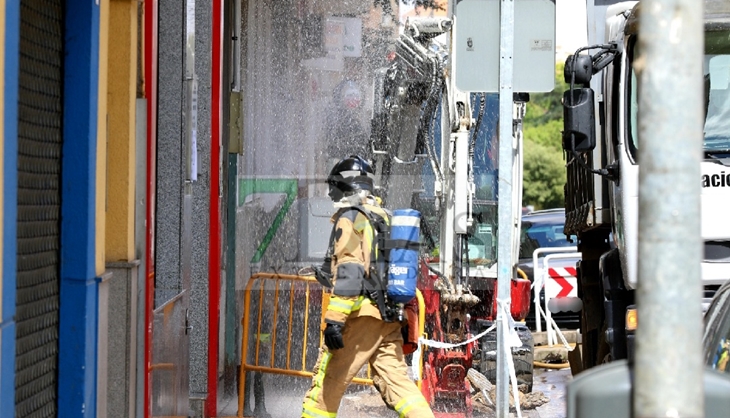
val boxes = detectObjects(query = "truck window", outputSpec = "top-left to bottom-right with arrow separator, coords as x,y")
628,38 -> 639,160
704,57 -> 730,150
630,30 -> 730,155
704,30 -> 730,152
627,30 -> 730,155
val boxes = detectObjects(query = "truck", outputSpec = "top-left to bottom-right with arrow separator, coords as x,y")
561,0 -> 730,370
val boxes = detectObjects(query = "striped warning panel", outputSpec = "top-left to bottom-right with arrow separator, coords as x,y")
545,267 -> 578,299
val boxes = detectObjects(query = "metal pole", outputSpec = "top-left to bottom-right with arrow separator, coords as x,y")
635,0 -> 704,417
496,0 -> 515,414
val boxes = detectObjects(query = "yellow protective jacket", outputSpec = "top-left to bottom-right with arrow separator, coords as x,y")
323,203 -> 389,325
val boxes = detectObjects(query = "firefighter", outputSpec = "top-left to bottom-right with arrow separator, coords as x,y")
301,155 -> 434,418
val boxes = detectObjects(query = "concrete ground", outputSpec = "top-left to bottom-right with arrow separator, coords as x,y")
218,330 -> 579,417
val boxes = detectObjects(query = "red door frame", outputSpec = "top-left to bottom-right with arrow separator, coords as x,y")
206,0 -> 223,414
144,0 -> 158,416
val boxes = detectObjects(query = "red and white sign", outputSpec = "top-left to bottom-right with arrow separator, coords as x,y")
545,267 -> 578,299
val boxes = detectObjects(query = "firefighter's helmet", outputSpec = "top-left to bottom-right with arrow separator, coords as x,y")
327,155 -> 374,202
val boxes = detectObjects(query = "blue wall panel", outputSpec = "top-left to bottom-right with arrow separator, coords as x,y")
1,0 -> 20,416
0,322 -> 16,418
58,0 -> 100,417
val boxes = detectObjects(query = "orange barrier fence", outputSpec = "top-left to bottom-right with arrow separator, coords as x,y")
237,273 -> 425,417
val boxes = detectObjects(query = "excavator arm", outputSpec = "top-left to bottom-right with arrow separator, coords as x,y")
370,17 -> 482,311
370,17 -> 450,212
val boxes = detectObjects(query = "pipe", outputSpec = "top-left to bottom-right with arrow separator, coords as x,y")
205,0 -> 223,415
143,1 -> 158,416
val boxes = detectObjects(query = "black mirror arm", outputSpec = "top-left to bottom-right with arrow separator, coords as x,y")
591,44 -> 619,74
603,162 -> 619,182
567,135 -> 619,181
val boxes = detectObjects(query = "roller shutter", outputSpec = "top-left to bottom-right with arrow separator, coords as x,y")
14,0 -> 64,417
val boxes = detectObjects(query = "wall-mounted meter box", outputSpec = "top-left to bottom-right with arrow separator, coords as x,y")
454,0 -> 556,93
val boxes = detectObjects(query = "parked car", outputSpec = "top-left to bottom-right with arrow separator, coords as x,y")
518,208 -> 582,331
703,279 -> 730,372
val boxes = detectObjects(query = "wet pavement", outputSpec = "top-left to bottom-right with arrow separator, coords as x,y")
220,365 -> 572,417
335,366 -> 571,418
532,367 -> 571,417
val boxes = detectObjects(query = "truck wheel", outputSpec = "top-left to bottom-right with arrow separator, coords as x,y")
577,229 -> 612,370
478,331 -> 497,385
514,324 -> 534,392
477,323 -> 534,392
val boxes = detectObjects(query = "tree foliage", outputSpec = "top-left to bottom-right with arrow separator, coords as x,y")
522,142 -> 565,209
522,62 -> 570,210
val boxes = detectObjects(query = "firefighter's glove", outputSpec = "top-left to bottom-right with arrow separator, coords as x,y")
324,323 -> 344,350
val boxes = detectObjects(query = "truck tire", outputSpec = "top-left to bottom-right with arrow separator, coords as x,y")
600,248 -> 632,362
477,322 -> 534,392
577,229 -> 611,370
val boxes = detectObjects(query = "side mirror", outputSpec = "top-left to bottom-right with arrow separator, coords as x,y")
564,54 -> 594,86
562,88 -> 596,152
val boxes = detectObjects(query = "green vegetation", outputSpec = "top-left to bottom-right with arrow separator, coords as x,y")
522,62 -> 570,210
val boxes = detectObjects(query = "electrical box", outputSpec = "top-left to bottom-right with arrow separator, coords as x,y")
454,0 -> 556,93
298,197 -> 335,261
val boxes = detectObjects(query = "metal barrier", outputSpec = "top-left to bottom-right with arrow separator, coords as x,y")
237,273 -> 425,417
539,252 -> 582,346
532,246 -> 578,332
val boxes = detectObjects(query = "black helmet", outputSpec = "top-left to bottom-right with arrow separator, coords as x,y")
327,155 -> 374,202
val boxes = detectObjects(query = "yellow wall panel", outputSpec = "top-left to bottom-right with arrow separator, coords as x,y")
96,0 -> 110,274
106,0 -> 138,261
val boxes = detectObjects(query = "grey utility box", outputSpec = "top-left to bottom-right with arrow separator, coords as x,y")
568,360 -> 730,418
454,0 -> 556,93
298,197 -> 335,262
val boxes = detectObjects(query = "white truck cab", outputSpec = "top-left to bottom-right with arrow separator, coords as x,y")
561,0 -> 730,368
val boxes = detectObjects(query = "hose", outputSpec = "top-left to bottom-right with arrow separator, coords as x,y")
533,360 -> 571,370
533,343 -> 576,370
423,55 -> 444,186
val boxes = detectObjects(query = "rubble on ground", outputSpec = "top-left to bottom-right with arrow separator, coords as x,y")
467,368 -> 550,411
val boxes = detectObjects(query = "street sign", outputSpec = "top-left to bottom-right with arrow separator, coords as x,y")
454,0 -> 556,92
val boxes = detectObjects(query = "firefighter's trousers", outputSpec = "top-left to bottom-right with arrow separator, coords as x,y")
301,315 -> 434,418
